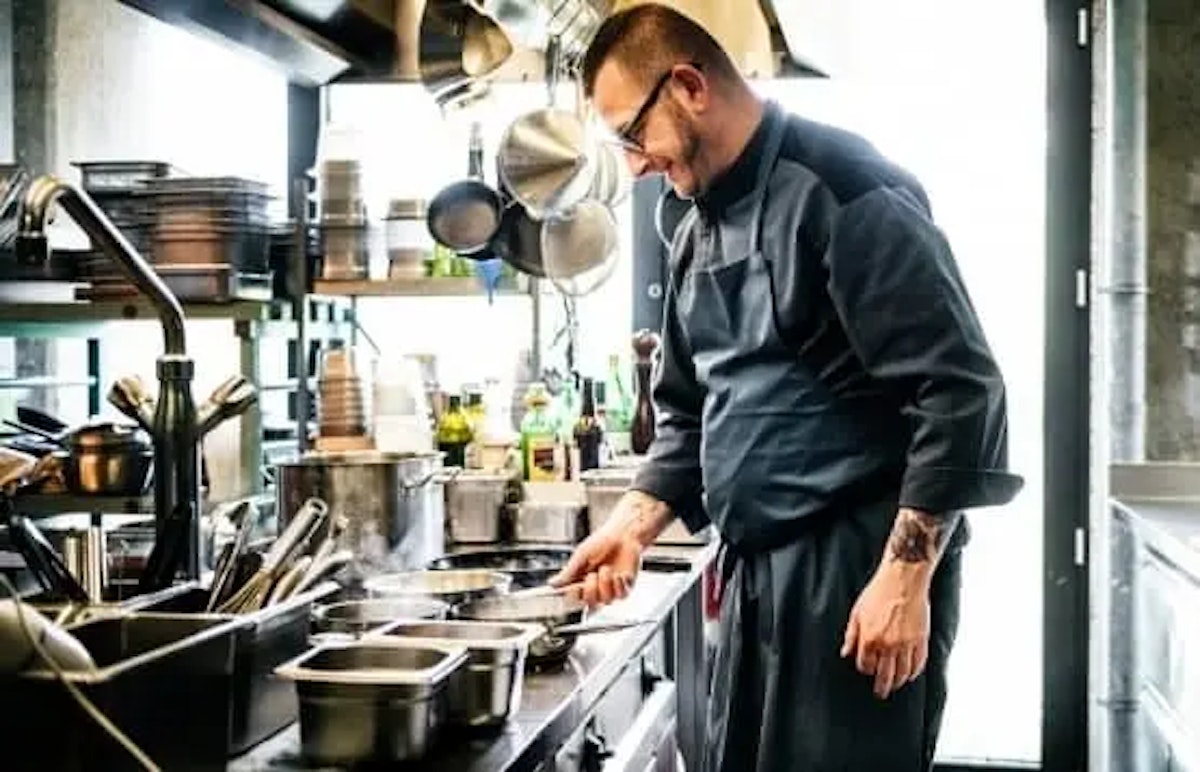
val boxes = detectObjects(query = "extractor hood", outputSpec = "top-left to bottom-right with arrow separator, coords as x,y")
117,0 -> 835,87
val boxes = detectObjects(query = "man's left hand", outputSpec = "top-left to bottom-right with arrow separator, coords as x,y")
840,563 -> 931,699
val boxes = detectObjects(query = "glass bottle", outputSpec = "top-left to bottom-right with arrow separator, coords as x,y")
463,387 -> 487,468
436,394 -> 473,467
520,384 -> 561,481
573,378 -> 604,473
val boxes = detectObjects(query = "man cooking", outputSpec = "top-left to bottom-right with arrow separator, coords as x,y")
549,4 -> 1025,771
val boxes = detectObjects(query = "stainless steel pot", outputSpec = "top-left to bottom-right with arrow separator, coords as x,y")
275,451 -> 453,588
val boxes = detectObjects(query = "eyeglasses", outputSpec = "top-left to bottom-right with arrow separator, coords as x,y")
611,69 -> 676,155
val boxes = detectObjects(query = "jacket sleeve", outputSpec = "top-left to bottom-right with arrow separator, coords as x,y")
630,279 -> 710,532
825,188 -> 1024,513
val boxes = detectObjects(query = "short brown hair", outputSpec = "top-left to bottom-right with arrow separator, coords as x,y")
580,3 -> 741,97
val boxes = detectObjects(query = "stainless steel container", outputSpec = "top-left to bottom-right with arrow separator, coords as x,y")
276,642 -> 468,765
581,467 -> 710,545
513,500 -> 583,544
367,620 -> 541,728
444,471 -> 515,544
275,451 -> 449,587
7,612 -> 245,770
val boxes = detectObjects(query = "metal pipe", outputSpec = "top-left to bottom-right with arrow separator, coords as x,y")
16,175 -> 201,587
17,175 -> 187,354
1107,0 -> 1147,462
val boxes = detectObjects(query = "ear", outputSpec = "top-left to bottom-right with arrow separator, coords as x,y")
670,63 -> 710,111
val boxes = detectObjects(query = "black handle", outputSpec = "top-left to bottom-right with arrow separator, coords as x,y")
10,515 -> 90,603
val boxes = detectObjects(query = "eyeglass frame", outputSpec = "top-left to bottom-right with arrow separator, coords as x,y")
607,61 -> 702,155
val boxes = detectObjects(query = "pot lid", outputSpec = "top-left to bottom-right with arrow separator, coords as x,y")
69,422 -> 151,449
282,449 -> 445,467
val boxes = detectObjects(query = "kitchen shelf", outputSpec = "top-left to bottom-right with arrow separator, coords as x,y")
0,376 -> 97,389
312,277 -> 530,297
13,492 -> 155,518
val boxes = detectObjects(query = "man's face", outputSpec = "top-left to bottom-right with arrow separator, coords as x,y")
592,60 -> 708,198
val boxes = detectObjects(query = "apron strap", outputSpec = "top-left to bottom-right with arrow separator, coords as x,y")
749,102 -> 789,254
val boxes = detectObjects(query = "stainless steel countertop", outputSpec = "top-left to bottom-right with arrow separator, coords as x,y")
1112,496 -> 1200,579
228,542 -> 717,772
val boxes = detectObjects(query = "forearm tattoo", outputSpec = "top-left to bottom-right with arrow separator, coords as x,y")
887,509 -> 962,563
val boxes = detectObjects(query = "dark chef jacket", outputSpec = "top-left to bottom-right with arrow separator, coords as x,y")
632,101 -> 1023,552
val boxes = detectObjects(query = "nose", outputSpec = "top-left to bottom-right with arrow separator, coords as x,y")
621,148 -> 652,178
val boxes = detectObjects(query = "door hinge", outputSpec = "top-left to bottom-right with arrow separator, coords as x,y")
1074,527 -> 1087,567
1075,268 -> 1089,308
1077,7 -> 1089,48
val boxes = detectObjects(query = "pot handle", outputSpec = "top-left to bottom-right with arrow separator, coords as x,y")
400,465 -> 462,491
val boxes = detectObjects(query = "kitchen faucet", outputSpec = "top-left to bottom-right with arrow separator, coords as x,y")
16,175 -> 200,590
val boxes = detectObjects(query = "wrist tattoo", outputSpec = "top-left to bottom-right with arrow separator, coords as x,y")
887,509 -> 961,563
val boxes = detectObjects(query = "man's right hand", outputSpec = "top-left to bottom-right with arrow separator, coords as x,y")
548,490 -> 674,607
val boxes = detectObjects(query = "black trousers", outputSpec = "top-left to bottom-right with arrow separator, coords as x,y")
704,497 -> 965,772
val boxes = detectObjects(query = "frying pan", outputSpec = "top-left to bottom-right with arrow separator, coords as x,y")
427,123 -> 504,257
454,593 -> 654,665
426,546 -> 572,589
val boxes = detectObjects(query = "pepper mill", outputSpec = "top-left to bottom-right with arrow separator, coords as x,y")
630,329 -> 660,455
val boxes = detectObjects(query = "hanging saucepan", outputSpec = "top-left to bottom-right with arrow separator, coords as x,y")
540,199 -> 619,297
417,0 -> 514,107
490,174 -> 547,278
427,122 -> 505,257
654,186 -> 693,250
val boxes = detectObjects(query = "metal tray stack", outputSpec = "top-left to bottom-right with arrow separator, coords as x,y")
142,176 -> 273,302
72,161 -> 171,294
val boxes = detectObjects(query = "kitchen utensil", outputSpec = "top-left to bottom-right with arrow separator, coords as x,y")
15,406 -> 67,434
655,186 -> 694,249
61,527 -> 107,604
57,447 -> 154,497
312,596 -> 451,636
206,500 -> 257,611
291,548 -> 353,598
364,569 -> 511,607
443,471 -> 515,544
367,619 -> 542,728
427,122 -> 505,256
513,499 -> 584,544
455,593 -> 655,664
427,546 -> 573,589
218,498 -> 327,614
506,581 -> 583,600
417,0 -> 514,106
275,642 -> 468,766
497,108 -> 595,220
540,198 -> 619,297
275,451 -> 451,585
269,556 -> 312,605
6,514 -> 90,603
0,447 -> 36,492
490,192 -> 547,277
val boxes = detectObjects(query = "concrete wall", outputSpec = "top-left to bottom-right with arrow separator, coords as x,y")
7,0 -> 289,499
1145,0 -> 1200,459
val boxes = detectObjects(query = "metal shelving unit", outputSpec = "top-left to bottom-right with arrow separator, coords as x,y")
0,294 -> 355,514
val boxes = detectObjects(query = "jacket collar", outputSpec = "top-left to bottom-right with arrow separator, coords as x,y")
694,100 -> 781,220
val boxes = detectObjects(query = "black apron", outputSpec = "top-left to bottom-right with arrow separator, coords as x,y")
675,114 -> 964,772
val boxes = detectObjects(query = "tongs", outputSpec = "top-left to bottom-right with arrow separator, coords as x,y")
217,498 -> 327,614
